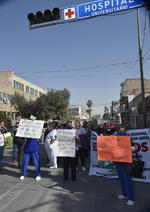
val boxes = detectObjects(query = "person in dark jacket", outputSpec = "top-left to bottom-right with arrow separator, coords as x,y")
20,138 -> 41,181
63,121 -> 78,182
74,120 -> 87,171
13,127 -> 25,169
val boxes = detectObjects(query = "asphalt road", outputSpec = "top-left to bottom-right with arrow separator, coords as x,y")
0,147 -> 150,212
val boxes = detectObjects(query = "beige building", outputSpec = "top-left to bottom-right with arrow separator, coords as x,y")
120,78 -> 150,97
0,70 -> 46,120
68,105 -> 89,120
120,78 -> 150,128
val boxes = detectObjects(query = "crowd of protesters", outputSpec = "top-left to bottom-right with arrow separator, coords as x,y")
0,119 -> 135,206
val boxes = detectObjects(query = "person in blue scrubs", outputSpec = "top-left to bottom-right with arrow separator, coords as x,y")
20,138 -> 41,181
116,126 -> 135,206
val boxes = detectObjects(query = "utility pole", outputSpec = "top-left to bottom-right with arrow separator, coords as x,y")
137,8 -> 148,128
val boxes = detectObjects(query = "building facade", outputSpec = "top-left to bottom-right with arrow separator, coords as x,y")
67,105 -> 89,120
120,78 -> 150,128
0,70 -> 46,120
120,78 -> 150,97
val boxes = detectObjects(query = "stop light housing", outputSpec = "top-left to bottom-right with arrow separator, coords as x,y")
27,8 -> 62,25
145,0 -> 150,8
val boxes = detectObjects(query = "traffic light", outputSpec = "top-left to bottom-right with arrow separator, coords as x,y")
145,0 -> 150,9
27,8 -> 61,25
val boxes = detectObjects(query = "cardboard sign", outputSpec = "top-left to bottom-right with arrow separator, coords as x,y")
16,119 -> 44,139
56,129 -> 76,157
97,136 -> 132,163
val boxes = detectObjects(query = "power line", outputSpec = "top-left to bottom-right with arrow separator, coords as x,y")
15,57 -> 150,78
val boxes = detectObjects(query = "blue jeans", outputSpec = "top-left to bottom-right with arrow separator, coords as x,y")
0,146 -> 4,165
12,143 -> 18,161
22,151 -> 41,177
116,163 -> 134,201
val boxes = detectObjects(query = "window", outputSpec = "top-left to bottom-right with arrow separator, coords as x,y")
13,80 -> 24,91
7,94 -> 12,100
26,86 -> 29,93
30,88 -> 34,95
3,93 -> 6,98
14,80 -> 19,89
35,90 -> 38,96
0,92 -> 3,101
21,84 -> 24,91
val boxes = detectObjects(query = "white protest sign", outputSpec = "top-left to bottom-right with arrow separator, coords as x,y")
127,128 -> 150,183
16,119 -> 44,139
89,129 -> 150,183
56,129 -> 76,157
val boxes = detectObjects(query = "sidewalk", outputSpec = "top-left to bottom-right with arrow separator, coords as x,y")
0,147 -> 150,212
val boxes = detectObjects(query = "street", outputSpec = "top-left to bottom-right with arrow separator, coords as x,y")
0,147 -> 150,212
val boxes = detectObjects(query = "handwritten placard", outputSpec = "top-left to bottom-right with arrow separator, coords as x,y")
16,119 -> 44,139
97,136 -> 132,163
56,129 -> 75,157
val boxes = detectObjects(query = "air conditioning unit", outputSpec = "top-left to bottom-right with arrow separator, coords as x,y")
3,98 -> 10,104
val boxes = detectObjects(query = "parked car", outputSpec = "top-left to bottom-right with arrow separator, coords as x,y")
102,122 -> 115,133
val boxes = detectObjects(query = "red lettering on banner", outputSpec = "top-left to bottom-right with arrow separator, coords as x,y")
134,142 -> 141,152
141,142 -> 148,152
93,142 -> 97,151
134,142 -> 148,152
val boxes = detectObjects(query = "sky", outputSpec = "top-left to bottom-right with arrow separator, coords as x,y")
0,0 -> 150,116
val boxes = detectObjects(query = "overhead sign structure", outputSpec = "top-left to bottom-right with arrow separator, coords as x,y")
78,0 -> 146,19
29,0 -> 146,29
62,0 -> 146,22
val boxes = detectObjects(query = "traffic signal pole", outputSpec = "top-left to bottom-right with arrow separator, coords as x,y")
137,8 -> 148,128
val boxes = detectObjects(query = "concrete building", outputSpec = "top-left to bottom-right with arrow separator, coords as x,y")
67,105 -> 89,120
0,70 -> 46,120
120,78 -> 150,97
111,101 -> 121,124
120,78 -> 150,128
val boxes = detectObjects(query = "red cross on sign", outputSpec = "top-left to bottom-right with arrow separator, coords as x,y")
64,7 -> 76,20
65,9 -> 74,18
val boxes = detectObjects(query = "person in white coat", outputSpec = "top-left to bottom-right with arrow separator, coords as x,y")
44,122 -> 58,168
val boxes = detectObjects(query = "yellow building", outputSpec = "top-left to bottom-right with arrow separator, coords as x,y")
0,70 -> 46,120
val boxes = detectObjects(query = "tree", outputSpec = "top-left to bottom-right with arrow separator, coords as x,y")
46,88 -> 70,120
0,112 -> 11,128
87,99 -> 92,118
10,89 -> 70,121
10,92 -> 31,118
103,106 -> 110,120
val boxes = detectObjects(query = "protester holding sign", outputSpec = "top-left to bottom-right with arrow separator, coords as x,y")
20,137 -> 41,181
115,126 -> 135,206
63,121 -> 77,182
18,118 -> 44,181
